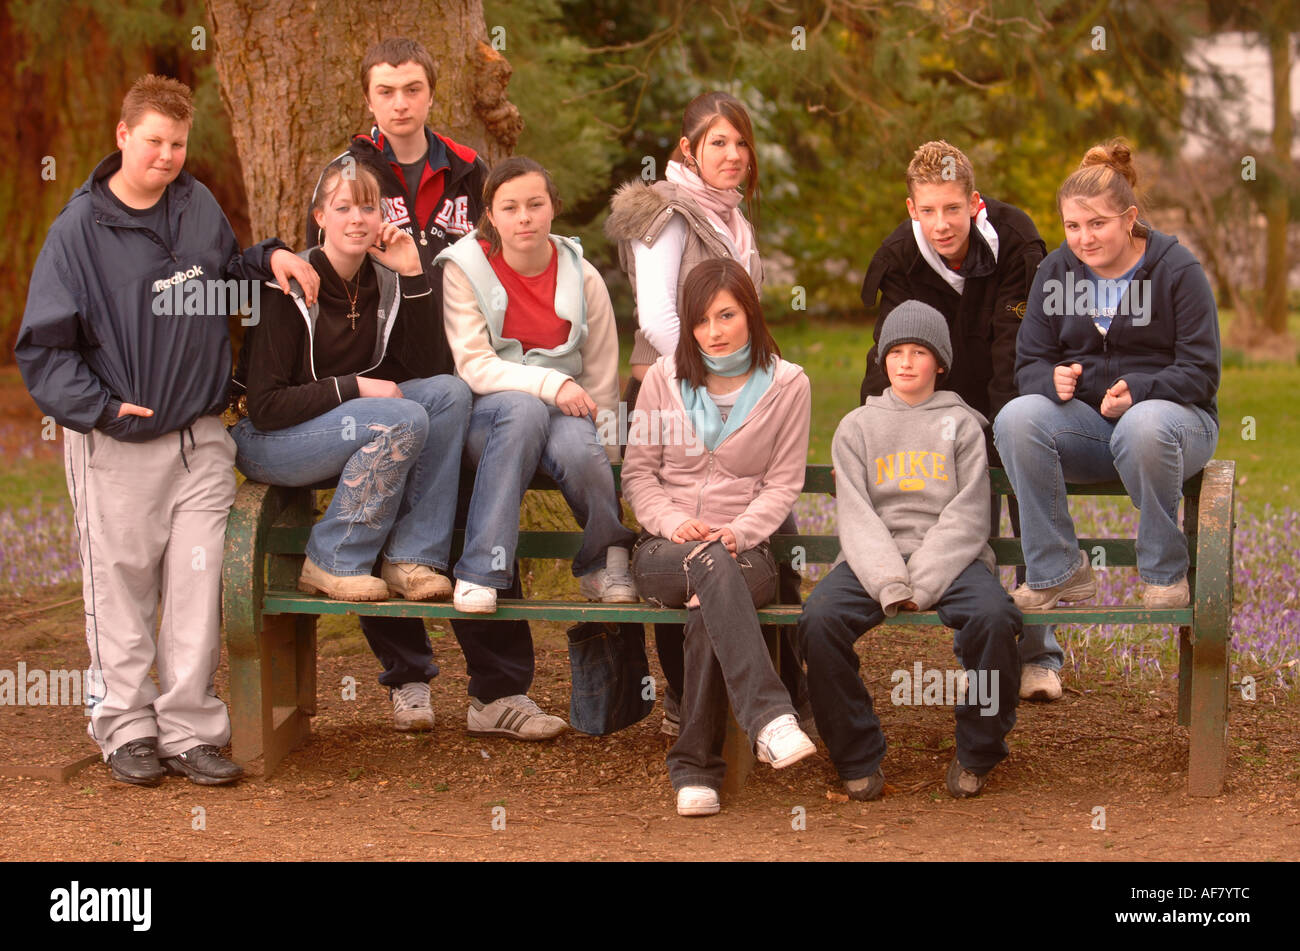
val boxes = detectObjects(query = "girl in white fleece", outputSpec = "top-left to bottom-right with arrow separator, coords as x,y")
623,258 -> 815,817
435,157 -> 635,614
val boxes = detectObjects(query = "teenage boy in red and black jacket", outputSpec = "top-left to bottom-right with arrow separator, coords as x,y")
857,141 -> 1067,705
300,38 -> 565,740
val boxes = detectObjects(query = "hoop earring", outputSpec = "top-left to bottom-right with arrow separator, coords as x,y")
317,228 -> 324,246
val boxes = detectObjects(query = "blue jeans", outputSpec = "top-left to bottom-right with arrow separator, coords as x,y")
994,493 -> 1064,672
231,376 -> 471,575
459,391 -> 634,587
993,395 -> 1218,588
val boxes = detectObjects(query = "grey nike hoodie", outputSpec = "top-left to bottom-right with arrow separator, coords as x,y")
832,387 -> 995,614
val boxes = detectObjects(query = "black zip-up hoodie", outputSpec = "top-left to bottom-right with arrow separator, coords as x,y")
16,152 -> 283,441
302,125 -> 487,378
1014,226 -> 1221,427
859,196 -> 1046,422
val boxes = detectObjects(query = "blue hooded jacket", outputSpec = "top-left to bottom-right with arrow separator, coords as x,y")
1014,226 -> 1221,427
15,151 -> 283,442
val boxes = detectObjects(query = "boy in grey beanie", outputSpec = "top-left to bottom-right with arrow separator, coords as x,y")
858,142 -> 1060,705
798,301 -> 1021,800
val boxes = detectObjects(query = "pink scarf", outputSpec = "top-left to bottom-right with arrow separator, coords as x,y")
664,160 -> 758,273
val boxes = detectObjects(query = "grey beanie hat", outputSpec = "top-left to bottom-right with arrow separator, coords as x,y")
877,299 -> 953,372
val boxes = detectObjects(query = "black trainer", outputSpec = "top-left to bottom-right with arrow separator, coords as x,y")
108,738 -> 166,787
161,745 -> 245,786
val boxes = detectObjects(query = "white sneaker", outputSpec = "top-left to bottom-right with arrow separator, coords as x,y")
676,785 -> 720,817
578,546 -> 638,603
1020,664 -> 1063,702
391,682 -> 434,732
755,713 -> 817,769
454,579 -> 497,614
467,694 -> 567,740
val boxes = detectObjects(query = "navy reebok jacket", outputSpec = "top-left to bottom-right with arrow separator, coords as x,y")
16,151 -> 283,442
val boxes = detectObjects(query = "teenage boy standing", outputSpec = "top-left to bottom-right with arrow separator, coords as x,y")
800,302 -> 1022,800
16,74 -> 317,786
857,141 -> 1063,702
314,37 -> 566,740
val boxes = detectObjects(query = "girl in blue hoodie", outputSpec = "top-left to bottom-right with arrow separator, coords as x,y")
994,140 -> 1220,612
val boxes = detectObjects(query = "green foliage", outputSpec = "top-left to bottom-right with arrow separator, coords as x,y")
3,0 -> 1285,348
486,1 -> 1206,320
484,0 -> 628,223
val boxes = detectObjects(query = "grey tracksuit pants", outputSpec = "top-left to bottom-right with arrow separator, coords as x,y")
63,415 -> 236,759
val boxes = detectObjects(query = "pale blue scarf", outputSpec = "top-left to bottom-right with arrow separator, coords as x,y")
679,342 -> 774,451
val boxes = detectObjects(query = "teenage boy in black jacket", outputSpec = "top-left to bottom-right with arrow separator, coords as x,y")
306,37 -> 565,739
16,74 -> 317,787
857,141 -> 1064,703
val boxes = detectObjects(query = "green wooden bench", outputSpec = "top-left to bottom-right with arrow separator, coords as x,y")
222,460 -> 1236,795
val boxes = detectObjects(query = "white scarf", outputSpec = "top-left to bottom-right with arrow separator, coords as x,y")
912,198 -> 1000,294
664,160 -> 758,273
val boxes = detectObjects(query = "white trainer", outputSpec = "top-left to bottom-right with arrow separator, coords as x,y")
578,546 -> 638,603
391,682 -> 435,732
454,579 -> 497,614
755,713 -> 817,769
467,694 -> 567,740
676,785 -> 721,817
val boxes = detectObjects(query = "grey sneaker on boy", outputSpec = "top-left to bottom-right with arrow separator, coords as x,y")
844,769 -> 885,802
945,757 -> 990,798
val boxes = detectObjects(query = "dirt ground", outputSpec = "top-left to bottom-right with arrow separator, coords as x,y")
1,589 -> 1297,863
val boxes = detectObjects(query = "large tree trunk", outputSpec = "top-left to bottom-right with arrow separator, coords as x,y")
203,0 -> 521,244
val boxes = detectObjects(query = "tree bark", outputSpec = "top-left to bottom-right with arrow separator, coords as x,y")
203,0 -> 521,244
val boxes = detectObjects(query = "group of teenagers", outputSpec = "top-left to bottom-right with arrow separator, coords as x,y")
16,37 -> 1221,818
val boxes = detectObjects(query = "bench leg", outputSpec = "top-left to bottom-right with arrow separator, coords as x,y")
721,625 -> 781,797
1177,625 -> 1192,727
1184,459 -> 1233,797
1186,633 -> 1228,796
230,613 -> 316,776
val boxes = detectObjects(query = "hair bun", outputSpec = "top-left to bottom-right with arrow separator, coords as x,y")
1080,138 -> 1138,188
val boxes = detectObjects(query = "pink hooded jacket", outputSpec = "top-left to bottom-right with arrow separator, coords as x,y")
622,354 -> 811,554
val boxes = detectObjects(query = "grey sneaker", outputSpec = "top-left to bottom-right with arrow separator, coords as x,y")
468,694 -> 567,740
578,546 -> 638,603
844,769 -> 885,802
1011,550 -> 1096,610
946,757 -> 990,798
392,681 -> 435,732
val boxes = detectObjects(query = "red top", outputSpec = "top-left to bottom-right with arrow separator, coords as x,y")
485,240 -> 569,353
